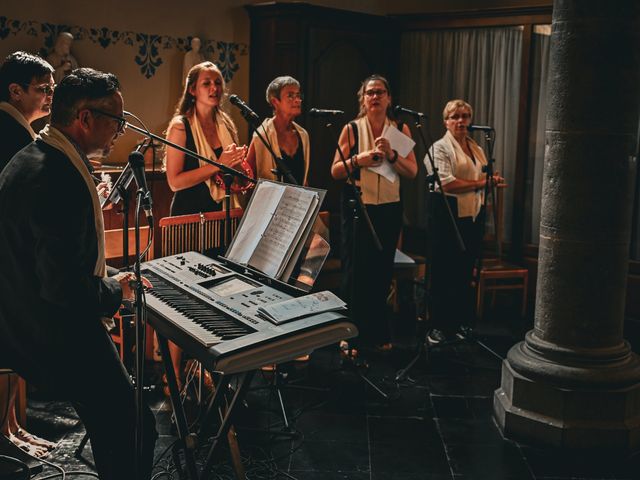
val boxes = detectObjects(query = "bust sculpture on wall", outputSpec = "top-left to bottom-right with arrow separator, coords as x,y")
182,37 -> 205,85
46,32 -> 79,83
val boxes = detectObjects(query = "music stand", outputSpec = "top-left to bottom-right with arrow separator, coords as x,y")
395,120 -> 504,384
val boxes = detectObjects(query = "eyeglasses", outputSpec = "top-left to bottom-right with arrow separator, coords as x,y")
364,89 -> 387,97
88,108 -> 127,133
448,113 -> 471,120
24,83 -> 56,95
284,92 -> 303,101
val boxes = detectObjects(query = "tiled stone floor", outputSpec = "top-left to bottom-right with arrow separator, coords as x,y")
4,307 -> 640,479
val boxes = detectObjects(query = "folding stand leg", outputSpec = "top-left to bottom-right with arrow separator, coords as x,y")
341,352 -> 390,400
275,377 -> 290,430
157,334 -> 199,480
200,371 -> 255,479
198,373 -> 246,480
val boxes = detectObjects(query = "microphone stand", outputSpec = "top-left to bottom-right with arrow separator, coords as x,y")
478,129 -> 501,263
326,121 -> 382,251
318,118 -> 388,400
252,122 -> 298,185
133,189 -> 148,480
452,128 -> 503,362
395,113 -> 466,383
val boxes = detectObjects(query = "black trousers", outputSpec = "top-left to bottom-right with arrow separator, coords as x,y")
341,188 -> 402,346
428,193 -> 484,335
8,321 -> 157,480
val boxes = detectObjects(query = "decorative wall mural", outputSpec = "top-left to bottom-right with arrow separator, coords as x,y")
0,16 -> 247,80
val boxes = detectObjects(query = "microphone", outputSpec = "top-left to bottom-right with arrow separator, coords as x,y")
467,124 -> 495,132
228,94 -> 260,124
128,151 -> 153,220
394,105 -> 426,118
308,108 -> 344,117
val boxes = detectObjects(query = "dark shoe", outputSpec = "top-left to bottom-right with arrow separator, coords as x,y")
456,325 -> 473,339
427,329 -> 446,345
374,343 -> 393,354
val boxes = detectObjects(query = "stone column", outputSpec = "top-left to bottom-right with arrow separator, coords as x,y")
494,0 -> 640,450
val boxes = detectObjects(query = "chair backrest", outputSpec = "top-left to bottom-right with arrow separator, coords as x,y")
104,225 -> 154,262
158,208 -> 243,257
483,183 -> 507,257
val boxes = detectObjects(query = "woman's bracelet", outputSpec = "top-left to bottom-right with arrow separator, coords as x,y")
350,155 -> 359,168
388,149 -> 398,164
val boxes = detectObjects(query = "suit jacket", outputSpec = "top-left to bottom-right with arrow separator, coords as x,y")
0,110 -> 34,173
0,140 -> 122,390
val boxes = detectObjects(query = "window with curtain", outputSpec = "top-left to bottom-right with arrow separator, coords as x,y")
631,123 -> 640,260
523,25 -> 551,245
399,26 -> 523,242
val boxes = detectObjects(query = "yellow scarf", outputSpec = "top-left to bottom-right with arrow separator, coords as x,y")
443,130 -> 487,219
37,125 -> 106,277
189,112 -> 241,208
253,117 -> 310,185
0,101 -> 36,140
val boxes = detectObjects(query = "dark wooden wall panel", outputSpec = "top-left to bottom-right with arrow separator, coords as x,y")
306,28 -> 388,210
246,3 -> 392,211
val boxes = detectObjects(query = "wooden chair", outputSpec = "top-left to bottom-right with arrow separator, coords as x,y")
476,184 -> 529,317
476,259 -> 528,317
104,225 -> 154,361
104,225 -> 153,265
0,369 -> 26,427
158,208 -> 243,257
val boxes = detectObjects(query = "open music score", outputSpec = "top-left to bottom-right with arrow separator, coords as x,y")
225,180 -> 322,281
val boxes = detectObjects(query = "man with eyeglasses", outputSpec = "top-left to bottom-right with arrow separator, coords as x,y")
0,67 -> 157,479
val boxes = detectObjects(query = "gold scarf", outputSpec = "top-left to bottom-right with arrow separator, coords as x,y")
37,125 -> 106,277
443,130 -> 487,219
0,101 -> 36,140
253,117 -> 310,185
190,112 -> 241,208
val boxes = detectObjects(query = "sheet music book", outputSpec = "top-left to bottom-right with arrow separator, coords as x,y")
257,290 -> 347,325
225,180 -> 323,281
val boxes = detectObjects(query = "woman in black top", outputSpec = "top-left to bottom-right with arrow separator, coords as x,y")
163,62 -> 250,389
165,61 -> 249,215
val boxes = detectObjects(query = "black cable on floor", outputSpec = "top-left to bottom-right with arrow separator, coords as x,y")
0,454 -> 30,480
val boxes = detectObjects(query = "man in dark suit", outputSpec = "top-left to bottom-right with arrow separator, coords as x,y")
0,68 -> 157,480
0,51 -> 57,456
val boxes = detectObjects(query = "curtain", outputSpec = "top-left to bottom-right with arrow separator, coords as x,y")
631,118 -> 640,260
398,26 -> 523,242
524,26 -> 551,244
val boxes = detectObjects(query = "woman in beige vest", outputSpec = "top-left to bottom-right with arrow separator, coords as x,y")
331,74 -> 417,352
425,99 -> 502,344
246,76 -> 310,185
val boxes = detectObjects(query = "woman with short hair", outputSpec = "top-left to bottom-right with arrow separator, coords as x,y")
246,75 -> 310,185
